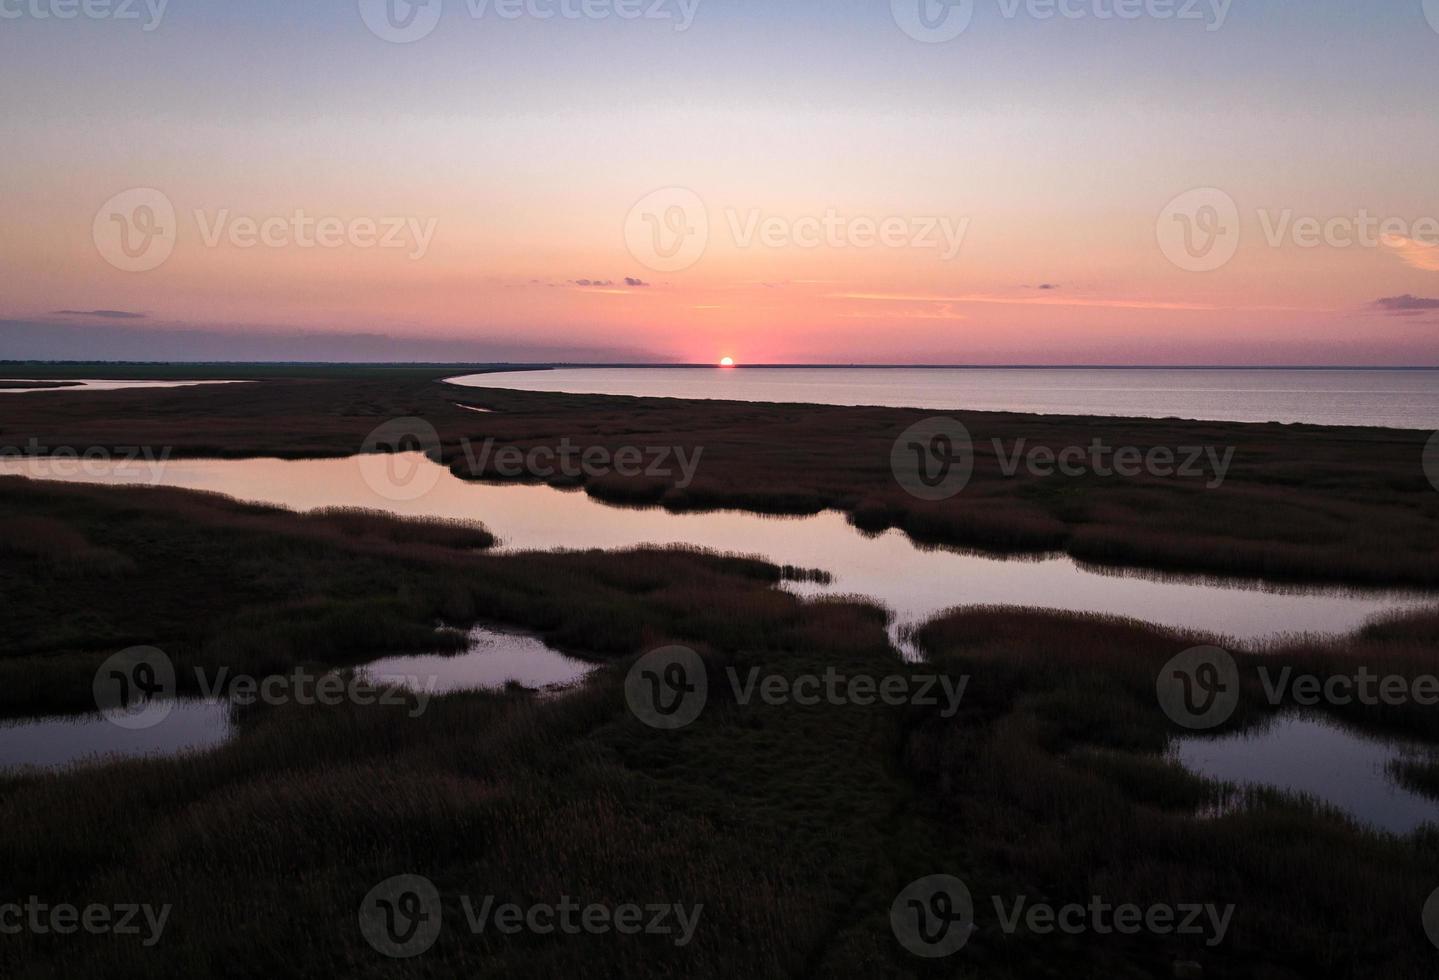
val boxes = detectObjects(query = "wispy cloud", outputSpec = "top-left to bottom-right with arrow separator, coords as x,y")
1371,295 -> 1439,317
566,277 -> 651,293
1381,235 -> 1439,272
52,309 -> 147,319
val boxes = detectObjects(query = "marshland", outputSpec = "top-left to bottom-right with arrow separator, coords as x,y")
10,0 -> 1439,973
2,365 -> 1439,977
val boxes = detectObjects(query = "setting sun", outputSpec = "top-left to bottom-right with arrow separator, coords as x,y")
719,357 -> 736,367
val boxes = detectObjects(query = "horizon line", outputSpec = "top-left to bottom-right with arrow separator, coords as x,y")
4,360 -> 1439,371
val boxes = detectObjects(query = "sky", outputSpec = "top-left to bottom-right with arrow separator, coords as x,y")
3,0 -> 1439,364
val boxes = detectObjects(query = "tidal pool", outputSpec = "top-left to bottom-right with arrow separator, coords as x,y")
1173,713 -> 1439,835
0,628 -> 590,771
0,701 -> 235,772
361,625 -> 595,694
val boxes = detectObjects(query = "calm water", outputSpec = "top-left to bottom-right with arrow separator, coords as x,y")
362,625 -> 594,694
449,368 -> 1439,430
0,627 -> 588,771
0,453 -> 1429,653
1174,714 -> 1439,835
0,379 -> 244,394
0,701 -> 235,771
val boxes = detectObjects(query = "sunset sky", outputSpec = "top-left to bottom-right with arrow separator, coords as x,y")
3,0 -> 1438,363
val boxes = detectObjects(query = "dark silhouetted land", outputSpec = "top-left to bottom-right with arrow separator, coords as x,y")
1,474 -> 1438,977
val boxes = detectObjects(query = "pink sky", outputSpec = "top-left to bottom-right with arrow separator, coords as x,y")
3,1 -> 1438,364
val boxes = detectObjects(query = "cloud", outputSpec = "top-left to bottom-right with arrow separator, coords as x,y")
568,277 -> 650,289
831,292 -> 1219,312
52,309 -> 147,319
1371,295 -> 1439,317
1381,235 -> 1439,272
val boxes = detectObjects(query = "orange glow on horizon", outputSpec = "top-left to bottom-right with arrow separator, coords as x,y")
719,356 -> 736,367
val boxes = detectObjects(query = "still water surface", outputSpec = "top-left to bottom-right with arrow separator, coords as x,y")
0,628 -> 590,772
0,701 -> 235,771
450,367 -> 1439,429
363,625 -> 594,695
1174,713 -> 1439,835
0,379 -> 244,394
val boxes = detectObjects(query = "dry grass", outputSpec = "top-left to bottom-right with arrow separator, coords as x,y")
906,605 -> 1439,978
3,371 -> 1439,976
